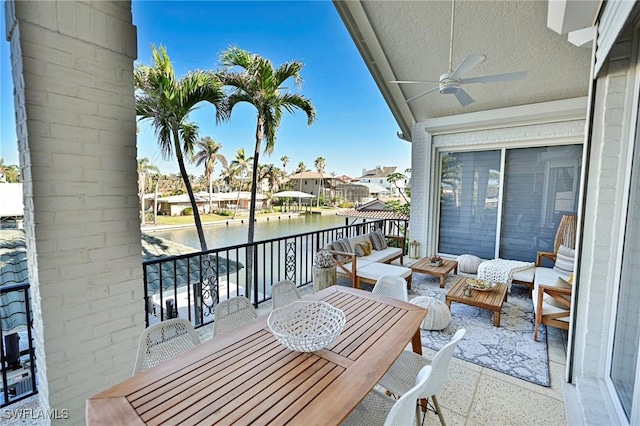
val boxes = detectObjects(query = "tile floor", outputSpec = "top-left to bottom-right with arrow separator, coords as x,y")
2,278 -> 569,426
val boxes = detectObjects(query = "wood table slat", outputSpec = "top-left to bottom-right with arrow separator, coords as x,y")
87,286 -> 426,426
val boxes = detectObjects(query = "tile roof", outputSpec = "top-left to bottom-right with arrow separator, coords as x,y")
337,208 -> 408,220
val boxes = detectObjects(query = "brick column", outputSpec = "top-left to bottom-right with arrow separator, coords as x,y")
5,1 -> 142,423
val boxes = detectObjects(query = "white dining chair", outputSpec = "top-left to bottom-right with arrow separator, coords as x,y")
213,296 -> 257,336
341,365 -> 432,426
372,275 -> 408,301
132,318 -> 201,375
377,328 -> 466,425
271,279 -> 302,309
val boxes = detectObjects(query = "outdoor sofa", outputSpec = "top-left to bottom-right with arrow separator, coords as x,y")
325,231 -> 412,289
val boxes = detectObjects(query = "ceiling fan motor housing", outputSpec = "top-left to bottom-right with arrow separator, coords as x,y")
439,72 -> 460,94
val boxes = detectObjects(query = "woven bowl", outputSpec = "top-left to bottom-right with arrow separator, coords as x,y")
467,279 -> 497,292
268,301 -> 346,352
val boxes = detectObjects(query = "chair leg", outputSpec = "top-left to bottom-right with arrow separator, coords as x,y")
432,395 -> 446,426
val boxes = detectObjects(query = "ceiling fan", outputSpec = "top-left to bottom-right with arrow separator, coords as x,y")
391,0 -> 527,107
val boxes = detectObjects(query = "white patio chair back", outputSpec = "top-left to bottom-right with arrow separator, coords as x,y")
386,365 -> 433,426
372,275 -> 408,301
271,279 -> 302,309
342,365 -> 433,426
213,296 -> 257,336
132,318 -> 200,375
377,328 -> 466,425
421,328 -> 466,398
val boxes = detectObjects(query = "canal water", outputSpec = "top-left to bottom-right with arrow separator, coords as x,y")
148,214 -> 348,250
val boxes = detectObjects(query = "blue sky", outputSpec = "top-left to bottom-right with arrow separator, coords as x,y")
1,1 -> 410,178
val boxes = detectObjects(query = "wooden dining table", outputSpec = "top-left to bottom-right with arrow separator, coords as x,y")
87,286 -> 427,425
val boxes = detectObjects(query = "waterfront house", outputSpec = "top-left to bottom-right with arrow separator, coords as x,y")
359,165 -> 407,197
3,0 -> 640,424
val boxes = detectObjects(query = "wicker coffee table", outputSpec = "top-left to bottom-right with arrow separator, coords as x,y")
445,277 -> 508,327
411,258 -> 458,288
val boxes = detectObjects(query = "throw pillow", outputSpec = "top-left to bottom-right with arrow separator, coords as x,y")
332,238 -> 352,254
553,244 -> 575,276
369,229 -> 388,251
354,241 -> 372,256
457,254 -> 483,274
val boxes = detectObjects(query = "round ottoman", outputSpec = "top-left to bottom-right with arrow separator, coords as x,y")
410,296 -> 451,330
457,254 -> 483,275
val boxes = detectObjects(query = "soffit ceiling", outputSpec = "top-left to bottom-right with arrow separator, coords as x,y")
334,0 -> 593,137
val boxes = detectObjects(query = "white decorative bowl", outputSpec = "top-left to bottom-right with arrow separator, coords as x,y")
268,301 -> 346,352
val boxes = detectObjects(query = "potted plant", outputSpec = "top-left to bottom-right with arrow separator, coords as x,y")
429,255 -> 442,267
313,251 -> 337,292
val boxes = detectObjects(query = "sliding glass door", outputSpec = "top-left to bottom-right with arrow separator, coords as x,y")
438,150 -> 501,259
437,145 -> 582,261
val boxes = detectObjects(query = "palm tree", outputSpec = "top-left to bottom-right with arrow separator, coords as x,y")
219,47 -> 316,300
135,45 -> 224,251
314,157 -> 326,208
192,136 -> 227,213
294,161 -> 308,210
230,147 -> 253,219
387,171 -> 410,203
137,157 -> 160,225
281,156 -> 289,176
220,162 -> 239,193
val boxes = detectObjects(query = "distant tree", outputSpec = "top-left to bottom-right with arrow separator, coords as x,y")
296,162 -> 307,173
220,163 -> 239,193
230,147 -> 253,218
135,45 -> 224,251
219,47 -> 316,300
137,157 -> 160,225
280,156 -> 289,176
387,172 -> 409,203
192,136 -> 227,213
314,156 -> 326,208
0,158 -> 21,183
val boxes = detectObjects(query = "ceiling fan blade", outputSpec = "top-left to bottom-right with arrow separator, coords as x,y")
405,86 -> 440,103
461,71 -> 528,84
391,80 -> 441,84
450,54 -> 486,80
454,88 -> 475,107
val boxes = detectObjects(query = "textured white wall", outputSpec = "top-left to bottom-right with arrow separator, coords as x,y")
575,27 -> 636,380
5,1 -> 143,423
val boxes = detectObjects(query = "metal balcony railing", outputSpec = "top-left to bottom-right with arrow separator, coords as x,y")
142,219 -> 408,328
0,282 -> 37,408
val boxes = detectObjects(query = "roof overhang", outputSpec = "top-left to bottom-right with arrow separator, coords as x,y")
333,0 -> 594,137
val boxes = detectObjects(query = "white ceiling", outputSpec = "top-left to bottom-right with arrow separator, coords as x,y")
334,0 -> 593,138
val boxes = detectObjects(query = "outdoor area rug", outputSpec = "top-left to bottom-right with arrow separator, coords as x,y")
410,273 -> 550,387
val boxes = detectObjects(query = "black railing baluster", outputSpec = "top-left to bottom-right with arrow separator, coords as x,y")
141,219 -> 408,328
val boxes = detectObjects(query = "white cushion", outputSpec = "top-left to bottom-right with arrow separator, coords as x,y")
359,247 -> 402,263
410,296 -> 451,330
337,259 -> 374,273
512,267 -> 535,283
357,263 -> 412,281
457,254 -> 483,274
